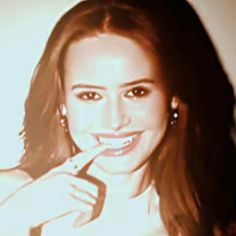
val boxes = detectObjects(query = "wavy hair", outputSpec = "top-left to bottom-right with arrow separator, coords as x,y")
19,0 -> 236,235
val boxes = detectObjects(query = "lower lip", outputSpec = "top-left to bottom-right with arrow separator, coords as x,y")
101,133 -> 141,157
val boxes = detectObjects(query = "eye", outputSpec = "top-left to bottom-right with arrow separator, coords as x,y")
125,86 -> 150,98
76,91 -> 102,101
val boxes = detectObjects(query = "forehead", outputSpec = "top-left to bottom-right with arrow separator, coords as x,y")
64,33 -> 161,86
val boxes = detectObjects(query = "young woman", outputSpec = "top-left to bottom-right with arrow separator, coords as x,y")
0,0 -> 236,235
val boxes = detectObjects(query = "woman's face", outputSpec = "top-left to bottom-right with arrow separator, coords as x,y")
63,33 -> 169,174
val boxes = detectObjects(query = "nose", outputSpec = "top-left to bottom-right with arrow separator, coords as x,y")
103,97 -> 131,131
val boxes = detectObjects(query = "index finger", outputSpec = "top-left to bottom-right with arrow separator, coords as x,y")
50,144 -> 108,175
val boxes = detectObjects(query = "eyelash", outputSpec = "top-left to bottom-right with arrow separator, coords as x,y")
124,86 -> 150,98
76,91 -> 102,101
75,87 -> 150,102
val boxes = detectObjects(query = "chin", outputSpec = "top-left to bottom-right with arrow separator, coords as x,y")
92,148 -> 152,175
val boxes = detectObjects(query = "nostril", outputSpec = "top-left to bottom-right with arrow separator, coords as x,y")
103,100 -> 131,131
110,115 -> 131,131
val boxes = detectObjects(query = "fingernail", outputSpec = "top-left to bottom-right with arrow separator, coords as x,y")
73,212 -> 92,227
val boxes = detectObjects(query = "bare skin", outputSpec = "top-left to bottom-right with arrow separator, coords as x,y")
0,144 -> 109,235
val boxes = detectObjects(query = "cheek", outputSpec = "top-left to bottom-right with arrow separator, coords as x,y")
65,97 -> 99,132
65,97 -> 101,150
131,95 -> 169,129
150,100 -> 169,128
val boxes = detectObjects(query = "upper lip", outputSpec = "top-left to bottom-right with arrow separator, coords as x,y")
93,131 -> 143,139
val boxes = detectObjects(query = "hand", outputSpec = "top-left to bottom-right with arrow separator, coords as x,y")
3,144 -> 108,229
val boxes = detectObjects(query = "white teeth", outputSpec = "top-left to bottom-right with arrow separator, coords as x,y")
98,136 -> 135,149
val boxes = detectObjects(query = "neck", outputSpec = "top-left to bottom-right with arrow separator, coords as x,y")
87,162 -> 152,200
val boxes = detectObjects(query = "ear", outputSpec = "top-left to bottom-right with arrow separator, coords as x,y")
59,103 -> 67,116
170,96 -> 180,110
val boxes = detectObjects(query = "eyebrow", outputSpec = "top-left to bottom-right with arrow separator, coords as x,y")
71,78 -> 156,90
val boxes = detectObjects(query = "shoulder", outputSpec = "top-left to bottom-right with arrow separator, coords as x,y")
0,168 -> 32,202
0,168 -> 32,184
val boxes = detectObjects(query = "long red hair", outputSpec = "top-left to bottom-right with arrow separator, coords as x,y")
20,1 -> 236,235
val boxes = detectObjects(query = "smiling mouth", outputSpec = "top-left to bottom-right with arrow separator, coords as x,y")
94,131 -> 143,157
98,135 -> 135,148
